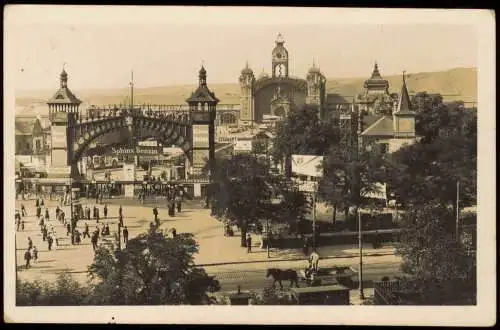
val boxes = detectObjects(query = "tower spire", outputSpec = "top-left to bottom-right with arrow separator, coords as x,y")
60,64 -> 68,89
130,70 -> 134,109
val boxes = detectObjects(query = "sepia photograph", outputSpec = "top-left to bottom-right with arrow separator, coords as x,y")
3,5 -> 496,326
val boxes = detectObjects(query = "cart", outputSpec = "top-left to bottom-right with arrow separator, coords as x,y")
298,266 -> 358,287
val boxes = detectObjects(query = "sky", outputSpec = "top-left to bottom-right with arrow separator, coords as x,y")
5,6 -> 479,92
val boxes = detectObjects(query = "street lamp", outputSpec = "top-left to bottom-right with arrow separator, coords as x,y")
358,208 -> 364,300
268,196 -> 282,259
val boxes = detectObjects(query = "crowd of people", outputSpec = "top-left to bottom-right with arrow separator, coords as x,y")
18,192 -> 184,270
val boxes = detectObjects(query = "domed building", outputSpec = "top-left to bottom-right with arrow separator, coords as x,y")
238,34 -> 326,125
356,62 -> 398,115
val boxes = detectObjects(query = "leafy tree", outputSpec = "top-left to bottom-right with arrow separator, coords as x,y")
16,272 -> 89,306
87,229 -> 219,305
395,205 -> 476,304
271,104 -> 340,176
387,99 -> 477,212
321,141 -> 389,224
208,154 -> 275,246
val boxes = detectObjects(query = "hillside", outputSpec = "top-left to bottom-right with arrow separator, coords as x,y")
15,67 -> 476,116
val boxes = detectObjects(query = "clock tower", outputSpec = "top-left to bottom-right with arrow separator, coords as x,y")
272,33 -> 289,78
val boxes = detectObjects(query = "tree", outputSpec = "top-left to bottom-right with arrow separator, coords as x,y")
87,229 -> 219,305
208,154 -> 275,247
271,104 -> 340,176
395,205 -> 476,304
387,98 -> 477,212
16,272 -> 90,306
321,141 -> 389,224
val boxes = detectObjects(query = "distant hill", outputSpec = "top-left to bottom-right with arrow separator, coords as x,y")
15,67 -> 476,116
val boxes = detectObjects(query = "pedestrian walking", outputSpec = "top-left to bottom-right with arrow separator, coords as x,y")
119,205 -> 123,218
91,232 -> 98,251
16,217 -> 21,231
32,246 -> 38,263
103,204 -> 108,219
21,220 -> 25,231
172,227 -> 177,238
56,206 -> 61,220
36,206 -> 41,218
93,206 -> 97,221
28,237 -> 33,250
21,204 -> 26,217
40,198 -> 44,207
123,226 -> 129,245
36,198 -> 40,208
83,223 -> 90,239
45,208 -> 49,220
42,226 -> 47,241
66,222 -> 71,236
153,207 -> 159,223
246,234 -> 252,253
61,210 -> 65,225
175,195 -> 182,213
24,249 -> 32,269
47,235 -> 53,251
75,230 -> 81,245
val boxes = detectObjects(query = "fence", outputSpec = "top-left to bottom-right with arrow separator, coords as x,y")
373,280 -> 401,305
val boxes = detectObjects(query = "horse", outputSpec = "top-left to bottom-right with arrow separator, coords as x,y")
266,268 -> 299,289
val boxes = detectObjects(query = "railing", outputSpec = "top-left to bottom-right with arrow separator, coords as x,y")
393,131 -> 416,139
373,280 -> 400,305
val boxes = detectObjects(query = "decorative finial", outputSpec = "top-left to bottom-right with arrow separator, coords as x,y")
312,58 -> 316,68
403,70 -> 406,83
276,33 -> 284,44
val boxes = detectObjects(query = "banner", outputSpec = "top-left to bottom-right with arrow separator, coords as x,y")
291,155 -> 324,177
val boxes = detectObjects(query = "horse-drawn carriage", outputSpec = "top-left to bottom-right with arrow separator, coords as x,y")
266,266 -> 358,289
298,266 -> 358,287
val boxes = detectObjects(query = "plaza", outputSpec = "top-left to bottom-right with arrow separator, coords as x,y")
14,197 -> 400,287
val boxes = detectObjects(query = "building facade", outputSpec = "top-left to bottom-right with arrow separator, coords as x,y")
238,34 -> 326,125
359,73 -> 417,154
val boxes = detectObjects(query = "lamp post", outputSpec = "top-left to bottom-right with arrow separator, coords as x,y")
456,180 -> 460,243
358,208 -> 364,300
268,196 -> 282,259
312,182 -> 317,250
70,176 -> 75,245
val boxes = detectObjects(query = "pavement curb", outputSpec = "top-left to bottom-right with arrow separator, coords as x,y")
198,251 -> 395,267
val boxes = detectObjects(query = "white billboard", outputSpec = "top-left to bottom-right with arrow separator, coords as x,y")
292,155 -> 324,177
193,125 -> 210,148
51,126 -> 67,149
234,140 -> 252,152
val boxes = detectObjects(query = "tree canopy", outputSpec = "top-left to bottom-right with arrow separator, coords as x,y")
87,230 -> 219,305
395,204 -> 476,304
208,153 -> 310,244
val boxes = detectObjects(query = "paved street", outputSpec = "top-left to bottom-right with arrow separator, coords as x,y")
14,197 -> 402,289
206,255 -> 402,292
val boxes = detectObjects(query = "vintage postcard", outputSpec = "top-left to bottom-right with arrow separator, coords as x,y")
3,5 -> 496,326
